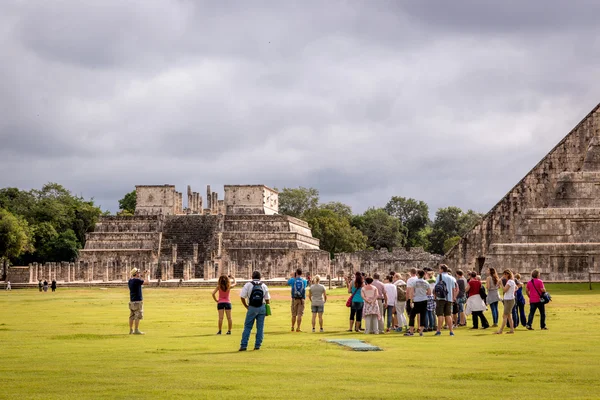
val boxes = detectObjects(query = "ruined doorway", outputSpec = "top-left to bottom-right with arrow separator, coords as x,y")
477,257 -> 486,273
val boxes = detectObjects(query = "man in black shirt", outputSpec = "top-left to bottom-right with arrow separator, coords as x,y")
128,268 -> 147,335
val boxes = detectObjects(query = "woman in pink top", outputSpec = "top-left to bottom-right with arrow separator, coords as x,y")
212,275 -> 236,335
525,269 -> 547,330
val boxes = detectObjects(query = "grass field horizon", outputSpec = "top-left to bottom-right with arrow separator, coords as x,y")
2,284 -> 600,399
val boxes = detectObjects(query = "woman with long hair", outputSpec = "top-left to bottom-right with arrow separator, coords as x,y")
512,273 -> 527,328
212,274 -> 236,335
495,269 -> 516,334
361,277 -> 381,334
486,267 -> 501,327
347,272 -> 364,332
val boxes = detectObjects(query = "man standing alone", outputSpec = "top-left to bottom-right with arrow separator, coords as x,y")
434,264 -> 458,336
287,268 -> 307,332
240,271 -> 271,351
128,268 -> 147,335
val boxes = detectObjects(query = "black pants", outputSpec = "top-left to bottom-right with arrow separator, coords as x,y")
406,299 -> 413,316
527,302 -> 546,329
472,311 -> 489,329
409,301 -> 427,328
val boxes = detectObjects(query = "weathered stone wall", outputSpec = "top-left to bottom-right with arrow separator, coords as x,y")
224,185 -> 278,215
445,104 -> 600,274
224,249 -> 330,280
334,248 -> 443,277
6,266 -> 30,283
135,185 -> 181,215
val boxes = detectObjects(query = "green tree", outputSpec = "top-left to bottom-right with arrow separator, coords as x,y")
443,236 -> 462,253
352,208 -> 406,251
118,190 -> 137,214
428,206 -> 484,255
319,201 -> 353,220
0,208 -> 33,261
459,209 -> 484,236
278,187 -> 319,218
304,208 -> 367,256
384,196 -> 430,248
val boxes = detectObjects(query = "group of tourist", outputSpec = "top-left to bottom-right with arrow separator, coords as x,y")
126,263 -> 550,351
37,279 -> 57,292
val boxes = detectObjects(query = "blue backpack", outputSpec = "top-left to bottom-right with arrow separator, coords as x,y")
292,277 -> 305,299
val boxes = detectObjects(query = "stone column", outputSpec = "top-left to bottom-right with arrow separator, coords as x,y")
66,263 -> 71,283
125,260 -> 130,282
172,245 -> 177,264
104,261 -> 109,282
206,185 -> 212,210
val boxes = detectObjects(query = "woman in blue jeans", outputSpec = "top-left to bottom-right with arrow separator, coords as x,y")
485,267 -> 502,327
525,269 -> 548,330
511,273 -> 527,328
347,272 -> 364,332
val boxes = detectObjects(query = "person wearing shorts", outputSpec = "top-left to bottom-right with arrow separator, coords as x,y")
496,269 -> 516,334
308,275 -> 327,332
434,265 -> 458,336
128,268 -> 147,335
212,274 -> 237,335
287,268 -> 307,332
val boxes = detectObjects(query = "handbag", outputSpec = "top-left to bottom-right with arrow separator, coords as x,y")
531,279 -> 551,304
346,287 -> 356,307
265,303 -> 272,316
479,283 -> 487,301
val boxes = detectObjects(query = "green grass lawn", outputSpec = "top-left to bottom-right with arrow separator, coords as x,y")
2,284 -> 600,399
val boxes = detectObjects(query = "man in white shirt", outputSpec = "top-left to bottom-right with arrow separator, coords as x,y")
239,271 -> 271,351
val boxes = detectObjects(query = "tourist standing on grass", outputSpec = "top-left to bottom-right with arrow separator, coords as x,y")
239,271 -> 271,351
347,272 -> 364,332
393,273 -> 408,332
43,280 -> 48,292
51,279 -> 57,292
465,272 -> 489,329
455,270 -> 467,326
128,268 -> 147,335
287,269 -> 307,332
405,270 -> 430,337
435,265 -> 458,336
525,269 -> 548,331
425,268 -> 436,332
486,267 -> 502,327
38,280 -> 42,292
372,273 -> 387,334
512,274 -> 527,328
495,270 -> 516,334
6,281 -> 11,291
212,274 -> 236,335
361,277 -> 381,334
383,276 -> 397,332
308,275 -> 327,332
405,268 -> 418,319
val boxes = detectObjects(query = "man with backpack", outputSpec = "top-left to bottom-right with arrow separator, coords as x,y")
240,271 -> 271,351
287,268 -> 307,332
393,273 -> 408,332
434,264 -> 458,336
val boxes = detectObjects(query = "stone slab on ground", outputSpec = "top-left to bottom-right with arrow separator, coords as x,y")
326,339 -> 382,351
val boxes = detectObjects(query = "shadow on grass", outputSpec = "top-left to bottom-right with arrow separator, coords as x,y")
51,333 -> 129,340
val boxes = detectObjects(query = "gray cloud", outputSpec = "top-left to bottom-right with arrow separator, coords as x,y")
1,0 -> 600,218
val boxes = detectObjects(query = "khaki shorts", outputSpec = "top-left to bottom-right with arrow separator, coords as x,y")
129,301 -> 144,320
503,299 -> 515,316
291,299 -> 305,317
435,300 -> 453,317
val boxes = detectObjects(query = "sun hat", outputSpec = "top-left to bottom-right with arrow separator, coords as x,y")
130,268 -> 139,277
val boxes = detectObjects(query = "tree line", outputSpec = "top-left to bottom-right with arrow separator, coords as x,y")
0,183 -> 103,266
277,187 -> 483,256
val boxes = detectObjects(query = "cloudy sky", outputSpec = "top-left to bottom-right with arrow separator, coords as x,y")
2,1 -> 600,216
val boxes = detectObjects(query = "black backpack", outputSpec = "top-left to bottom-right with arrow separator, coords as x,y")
434,275 -> 449,300
249,281 -> 264,307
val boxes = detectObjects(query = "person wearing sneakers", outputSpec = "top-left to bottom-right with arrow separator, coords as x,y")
383,275 -> 397,332
128,268 -> 148,335
434,264 -> 458,336
308,275 -> 327,332
495,269 -> 516,334
287,268 -> 308,332
239,271 -> 271,351
212,274 -> 236,335
405,270 -> 431,337
525,269 -> 548,331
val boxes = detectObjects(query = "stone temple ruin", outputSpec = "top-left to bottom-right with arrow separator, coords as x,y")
446,104 -> 600,281
16,184 -> 442,285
